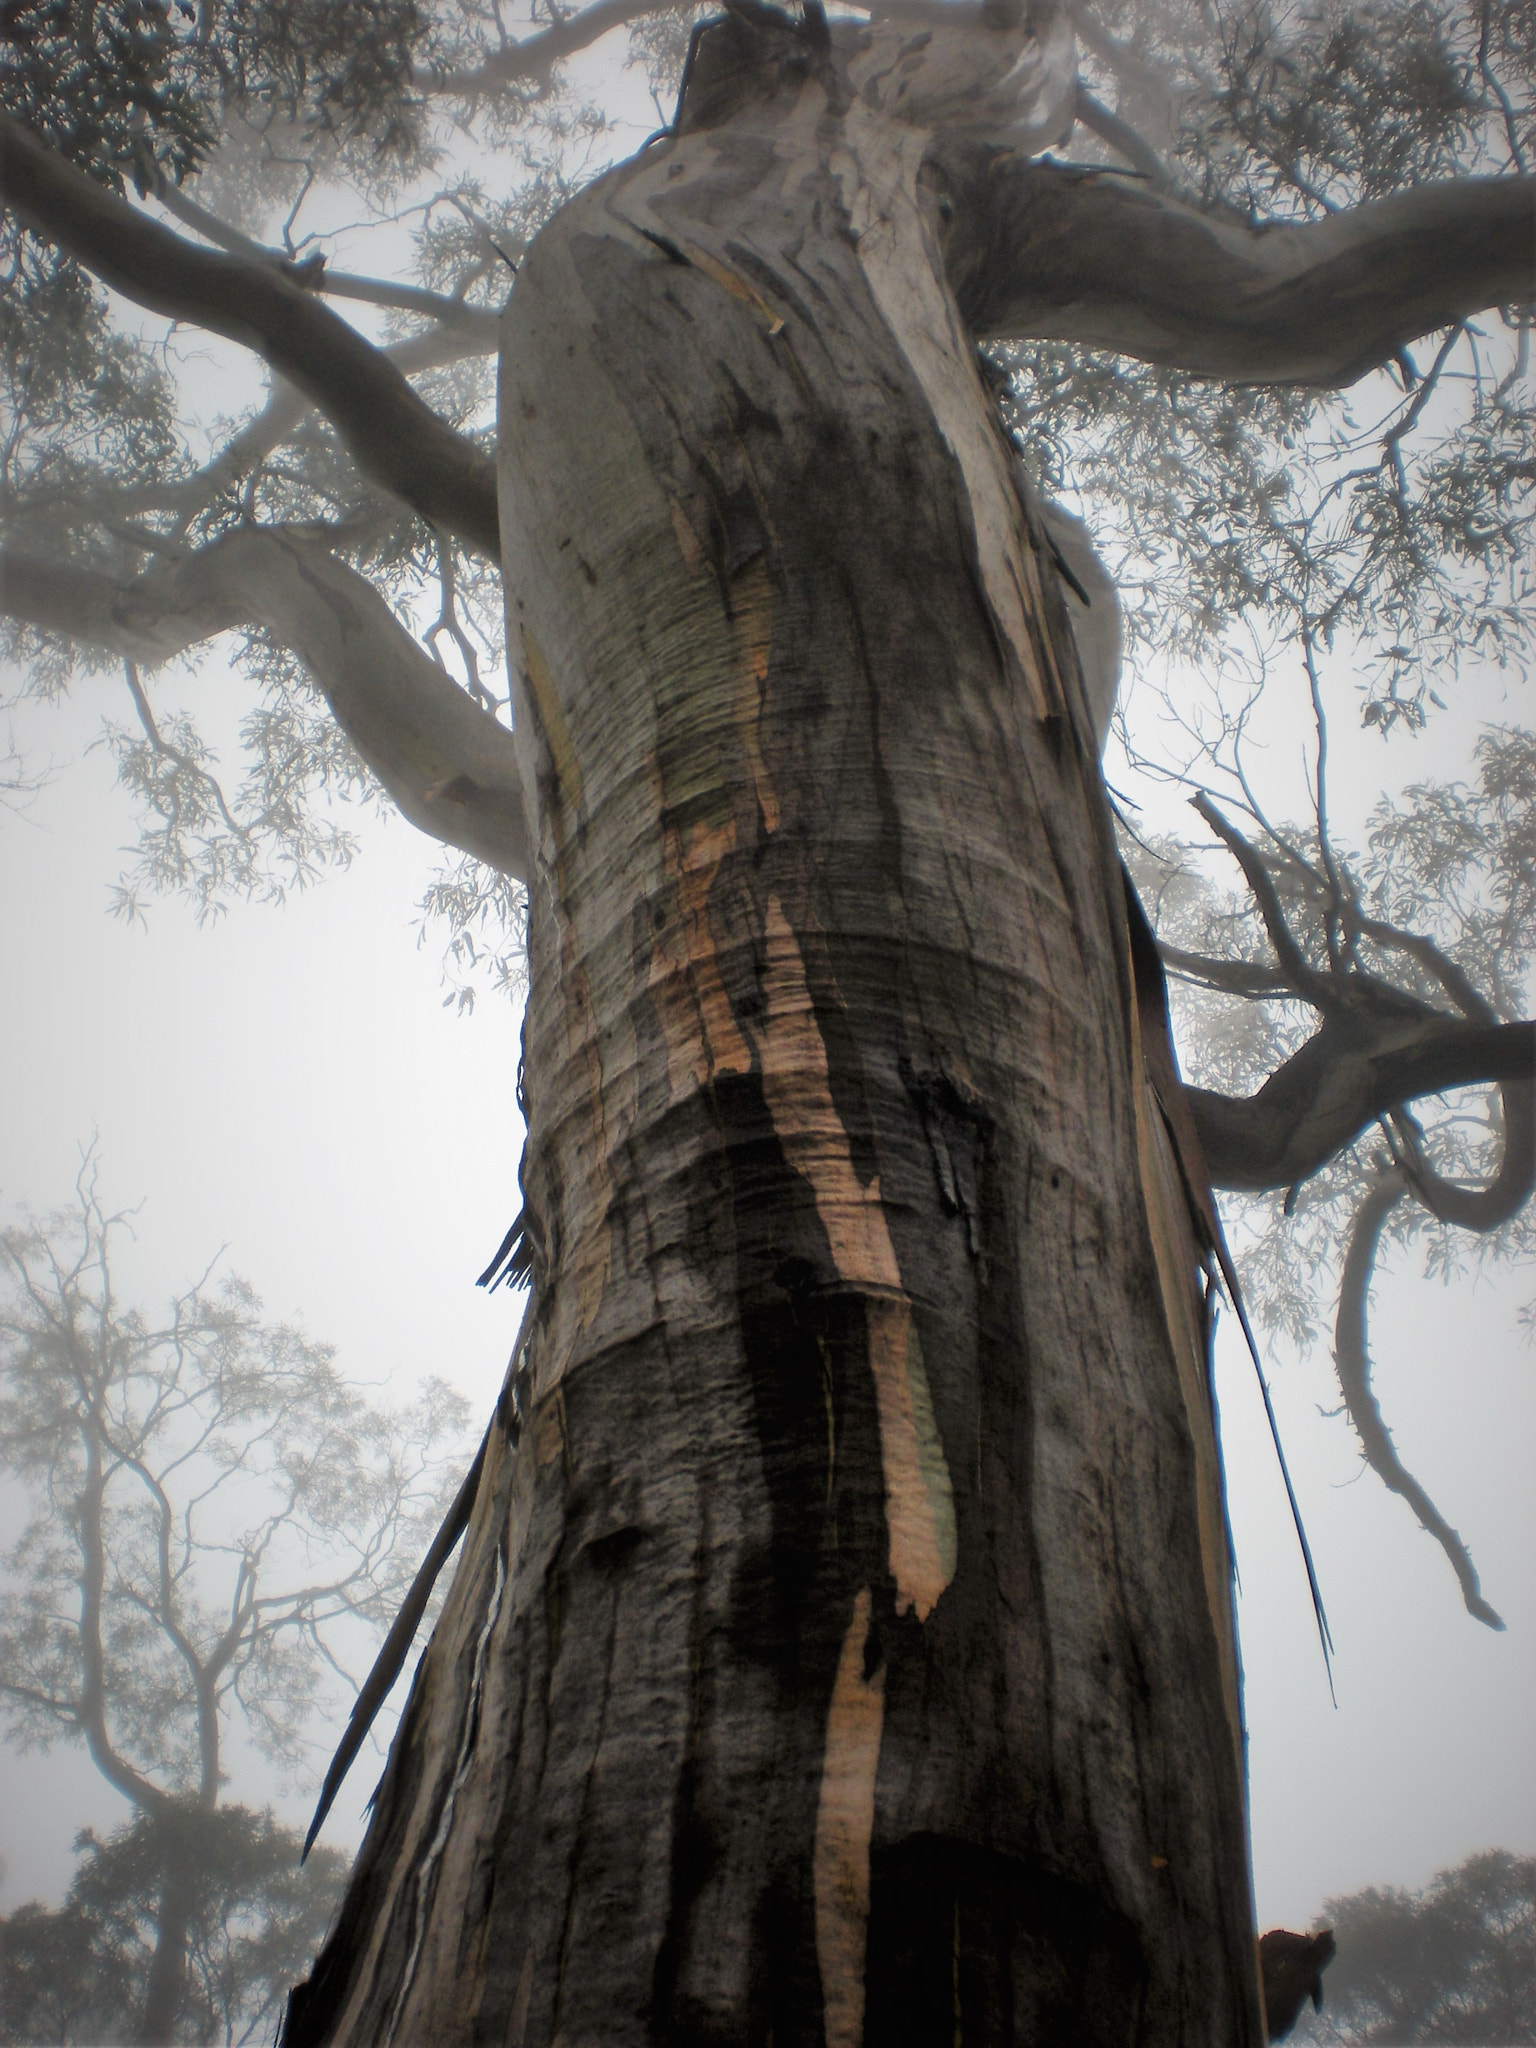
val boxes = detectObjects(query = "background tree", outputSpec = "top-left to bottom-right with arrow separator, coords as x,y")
0,1158 -> 471,2044
0,0 -> 1532,2042
1288,1848 -> 1536,2043
0,1807 -> 349,2048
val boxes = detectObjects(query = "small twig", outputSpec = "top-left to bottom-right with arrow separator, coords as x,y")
121,662 -> 251,841
425,534 -> 500,712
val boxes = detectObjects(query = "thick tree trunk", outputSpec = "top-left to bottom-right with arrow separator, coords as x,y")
284,52 -> 1261,2048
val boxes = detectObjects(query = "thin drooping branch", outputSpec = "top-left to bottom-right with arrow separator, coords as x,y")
0,113 -> 500,557
0,535 -> 528,877
944,158 -> 1536,386
1334,1173 -> 1505,1629
122,660 -> 252,842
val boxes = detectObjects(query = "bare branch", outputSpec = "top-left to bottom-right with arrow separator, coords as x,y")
1333,1174 -> 1505,1629
0,113 -> 500,556
1192,794 -> 1335,1003
944,159 -> 1536,385
1188,1014 -> 1536,1192
0,534 -> 528,877
147,174 -> 503,341
1071,84 -> 1169,187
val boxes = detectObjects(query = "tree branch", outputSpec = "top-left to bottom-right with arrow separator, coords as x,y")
0,113 -> 500,556
1333,1174 -> 1505,1629
1192,794 -> 1336,1003
943,159 -> 1536,386
147,173 -> 503,341
0,534 -> 529,878
421,0 -> 665,97
1390,1084 -> 1536,1233
1071,83 -> 1169,187
1188,1014 -> 1536,1191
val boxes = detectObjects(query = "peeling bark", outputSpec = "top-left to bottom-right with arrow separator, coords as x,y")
285,34 -> 1261,2044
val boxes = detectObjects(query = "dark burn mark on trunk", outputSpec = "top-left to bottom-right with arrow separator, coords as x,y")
865,1836 -> 1147,2046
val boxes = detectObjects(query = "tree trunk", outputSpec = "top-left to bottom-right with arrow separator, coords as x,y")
283,56 -> 1262,2048
137,1834 -> 197,2046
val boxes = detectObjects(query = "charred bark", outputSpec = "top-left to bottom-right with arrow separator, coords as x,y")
284,20 -> 1261,2044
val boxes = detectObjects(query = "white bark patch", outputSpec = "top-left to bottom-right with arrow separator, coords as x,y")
813,1585 -> 885,2048
832,110 -> 1055,721
759,894 -> 957,1620
844,6 -> 1076,149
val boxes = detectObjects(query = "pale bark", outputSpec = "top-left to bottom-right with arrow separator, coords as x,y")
0,533 -> 528,876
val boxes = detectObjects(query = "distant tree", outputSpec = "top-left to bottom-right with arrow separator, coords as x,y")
0,1806 -> 348,2048
1288,1849 -> 1536,2044
0,1157 -> 472,2045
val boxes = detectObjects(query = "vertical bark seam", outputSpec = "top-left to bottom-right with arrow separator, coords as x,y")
384,1539 -> 508,2047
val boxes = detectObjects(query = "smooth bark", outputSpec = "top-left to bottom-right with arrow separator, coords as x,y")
946,160 -> 1536,385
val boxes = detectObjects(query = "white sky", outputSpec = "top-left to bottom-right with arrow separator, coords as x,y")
0,17 -> 1532,1950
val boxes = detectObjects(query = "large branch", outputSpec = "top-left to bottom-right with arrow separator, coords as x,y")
1,535 -> 528,878
943,159 -> 1536,385
0,114 -> 500,557
1187,1012 -> 1535,1191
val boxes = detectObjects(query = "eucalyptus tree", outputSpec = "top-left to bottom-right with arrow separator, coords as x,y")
0,0 -> 1533,2042
0,1162 -> 470,2043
